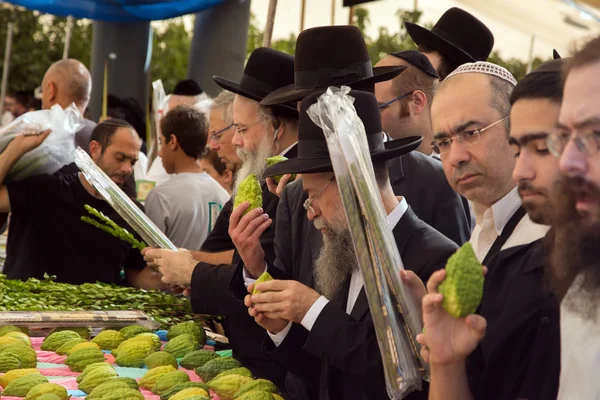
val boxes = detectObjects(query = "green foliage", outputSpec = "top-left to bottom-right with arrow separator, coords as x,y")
151,17 -> 191,94
0,5 -> 91,92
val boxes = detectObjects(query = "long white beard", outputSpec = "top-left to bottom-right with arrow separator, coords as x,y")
312,216 -> 356,300
232,135 -> 278,197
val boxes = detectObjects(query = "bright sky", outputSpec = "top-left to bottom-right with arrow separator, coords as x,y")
250,0 -> 600,61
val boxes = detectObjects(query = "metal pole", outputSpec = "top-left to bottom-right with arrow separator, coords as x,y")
331,0 -> 336,25
348,5 -> 355,25
0,21 -> 15,117
526,34 -> 536,74
300,0 -> 307,32
262,0 -> 278,48
63,15 -> 74,59
413,0 -> 418,11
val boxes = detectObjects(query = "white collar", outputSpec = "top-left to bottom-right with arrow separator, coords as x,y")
387,197 -> 408,229
279,142 -> 298,157
473,186 -> 521,236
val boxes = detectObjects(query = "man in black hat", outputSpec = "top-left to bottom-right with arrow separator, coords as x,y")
405,7 -> 495,80
144,47 -> 298,391
260,25 -> 470,245
375,50 -> 439,155
418,58 -> 565,400
375,50 -> 473,234
240,90 -> 457,400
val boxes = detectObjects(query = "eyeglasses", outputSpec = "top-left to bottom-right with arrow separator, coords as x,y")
209,123 -> 234,142
378,90 -> 416,110
547,128 -> 600,158
234,117 -> 266,135
431,116 -> 510,155
303,177 -> 335,214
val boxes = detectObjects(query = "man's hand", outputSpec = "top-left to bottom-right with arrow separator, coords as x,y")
142,248 -> 196,287
416,269 -> 487,366
245,283 -> 290,334
10,129 -> 52,154
265,175 -> 292,198
228,202 -> 271,278
249,280 -> 320,324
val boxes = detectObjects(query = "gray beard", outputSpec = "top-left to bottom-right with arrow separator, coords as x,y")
232,136 -> 277,197
312,225 -> 356,300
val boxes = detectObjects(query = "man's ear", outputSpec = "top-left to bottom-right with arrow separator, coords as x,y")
168,134 -> 179,151
410,90 -> 427,115
223,169 -> 233,185
89,140 -> 102,160
48,81 -> 57,103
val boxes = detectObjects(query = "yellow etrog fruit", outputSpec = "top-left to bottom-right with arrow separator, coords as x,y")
253,271 -> 274,295
234,174 -> 262,215
438,242 -> 484,318
265,156 -> 296,185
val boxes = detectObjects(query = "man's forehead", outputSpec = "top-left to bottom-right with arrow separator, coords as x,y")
232,95 -> 259,121
560,62 -> 600,128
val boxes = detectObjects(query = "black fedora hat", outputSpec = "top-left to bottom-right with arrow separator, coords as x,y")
263,90 -> 422,177
213,47 -> 297,111
260,26 -> 406,106
405,7 -> 494,67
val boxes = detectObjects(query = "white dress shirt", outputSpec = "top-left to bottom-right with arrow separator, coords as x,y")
470,187 -> 549,262
268,197 -> 409,346
557,274 -> 600,400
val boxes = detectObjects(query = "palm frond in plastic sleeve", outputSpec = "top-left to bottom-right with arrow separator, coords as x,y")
306,86 -> 427,399
74,147 -> 176,250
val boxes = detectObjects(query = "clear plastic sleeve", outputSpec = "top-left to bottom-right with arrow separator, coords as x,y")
74,147 -> 177,250
307,86 -> 427,399
0,104 -> 83,182
0,310 -> 159,330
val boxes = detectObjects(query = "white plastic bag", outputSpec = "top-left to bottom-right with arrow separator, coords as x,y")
0,104 -> 83,182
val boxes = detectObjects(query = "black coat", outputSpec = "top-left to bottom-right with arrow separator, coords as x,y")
386,151 -> 471,246
189,144 -> 299,391
231,180 -> 458,400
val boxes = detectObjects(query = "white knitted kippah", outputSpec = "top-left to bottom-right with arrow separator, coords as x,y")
446,61 -> 518,86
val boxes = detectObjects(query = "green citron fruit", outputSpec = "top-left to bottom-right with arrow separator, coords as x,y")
167,321 -> 205,346
164,334 -> 198,358
139,365 -> 177,390
208,374 -> 253,400
159,382 -> 209,400
265,156 -> 296,185
151,370 -> 190,395
252,271 -> 274,295
438,242 -> 484,318
119,325 -> 152,340
168,387 -> 209,400
179,349 -> 219,370
24,382 -> 70,400
233,174 -> 262,215
92,329 -> 125,350
41,330 -> 81,351
3,373 -> 49,396
234,378 -> 278,398
145,351 -> 179,370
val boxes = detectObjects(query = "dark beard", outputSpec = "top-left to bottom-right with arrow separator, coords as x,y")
312,224 -> 356,300
547,176 -> 600,318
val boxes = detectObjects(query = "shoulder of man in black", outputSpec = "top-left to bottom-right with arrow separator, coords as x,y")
467,237 -> 560,400
387,152 -> 471,246
393,206 -> 459,284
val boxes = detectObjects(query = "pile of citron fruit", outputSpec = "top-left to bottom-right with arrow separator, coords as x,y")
0,322 -> 283,400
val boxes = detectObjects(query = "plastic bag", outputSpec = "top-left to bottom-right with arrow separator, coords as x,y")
0,104 -> 83,182
307,86 -> 427,399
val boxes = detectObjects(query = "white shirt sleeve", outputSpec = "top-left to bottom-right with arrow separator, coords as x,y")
242,263 -> 268,289
300,296 -> 330,331
267,321 -> 293,347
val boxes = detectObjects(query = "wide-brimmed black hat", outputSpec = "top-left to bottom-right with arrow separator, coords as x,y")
260,26 -> 406,106
263,90 -> 422,177
405,7 -> 494,67
213,47 -> 297,112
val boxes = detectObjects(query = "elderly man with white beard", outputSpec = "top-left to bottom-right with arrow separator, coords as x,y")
143,47 -> 299,392
235,90 -> 457,400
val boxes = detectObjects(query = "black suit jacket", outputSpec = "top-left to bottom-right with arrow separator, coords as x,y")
252,193 -> 457,400
189,144 -> 298,391
387,152 -> 471,245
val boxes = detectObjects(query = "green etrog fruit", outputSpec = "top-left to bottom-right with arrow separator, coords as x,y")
252,271 -> 274,295
438,243 -> 484,318
233,174 -> 262,215
265,156 -> 296,185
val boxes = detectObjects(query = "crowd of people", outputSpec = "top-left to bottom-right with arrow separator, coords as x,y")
1,5 -> 599,399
